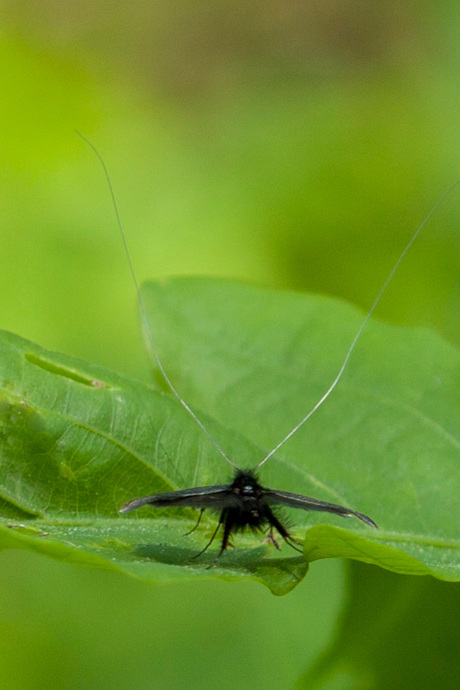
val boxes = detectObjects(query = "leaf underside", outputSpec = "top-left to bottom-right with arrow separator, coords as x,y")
0,277 -> 459,595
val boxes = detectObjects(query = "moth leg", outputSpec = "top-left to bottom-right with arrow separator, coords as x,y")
206,510 -> 234,569
190,511 -> 225,560
266,526 -> 281,551
184,509 -> 205,536
264,507 -> 303,554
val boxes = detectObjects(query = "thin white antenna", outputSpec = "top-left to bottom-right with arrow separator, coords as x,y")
79,132 -> 459,475
255,178 -> 460,469
77,133 -> 237,470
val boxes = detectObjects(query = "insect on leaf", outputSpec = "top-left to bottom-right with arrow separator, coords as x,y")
1,278 -> 459,592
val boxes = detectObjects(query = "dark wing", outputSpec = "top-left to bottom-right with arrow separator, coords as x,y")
261,488 -> 377,528
120,484 -> 237,514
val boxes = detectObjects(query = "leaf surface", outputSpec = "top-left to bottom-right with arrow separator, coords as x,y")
1,277 -> 459,593
0,327 -> 305,594
142,277 -> 460,582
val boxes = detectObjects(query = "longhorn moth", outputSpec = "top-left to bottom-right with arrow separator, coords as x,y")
80,134 -> 456,566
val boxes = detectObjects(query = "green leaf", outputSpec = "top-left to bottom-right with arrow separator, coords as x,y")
142,277 -> 460,582
0,328 -> 306,595
0,277 -> 459,594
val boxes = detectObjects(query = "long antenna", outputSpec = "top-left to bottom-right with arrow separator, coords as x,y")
77,133 -> 237,469
79,133 -> 459,474
255,178 -> 460,469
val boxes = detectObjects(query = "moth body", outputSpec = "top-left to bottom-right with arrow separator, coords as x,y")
120,467 -> 377,564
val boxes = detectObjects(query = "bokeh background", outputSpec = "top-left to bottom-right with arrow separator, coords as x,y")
1,2 -> 460,688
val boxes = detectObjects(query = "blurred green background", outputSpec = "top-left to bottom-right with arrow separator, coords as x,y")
1,2 -> 460,688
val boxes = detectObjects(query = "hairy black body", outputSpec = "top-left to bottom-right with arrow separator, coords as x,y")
120,468 -> 377,564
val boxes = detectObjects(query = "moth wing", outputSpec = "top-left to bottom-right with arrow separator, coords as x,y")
120,484 -> 237,514
261,489 -> 377,528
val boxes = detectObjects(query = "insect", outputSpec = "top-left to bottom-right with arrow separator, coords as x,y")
120,468 -> 377,562
81,134 -> 457,565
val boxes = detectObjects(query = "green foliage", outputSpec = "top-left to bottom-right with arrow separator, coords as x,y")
2,7 -> 460,688
302,562 -> 460,689
0,278 -> 458,596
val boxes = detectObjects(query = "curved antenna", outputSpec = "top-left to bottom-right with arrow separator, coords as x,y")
255,178 -> 460,470
77,133 -> 237,470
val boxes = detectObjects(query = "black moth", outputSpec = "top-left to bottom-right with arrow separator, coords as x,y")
120,467 -> 377,565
